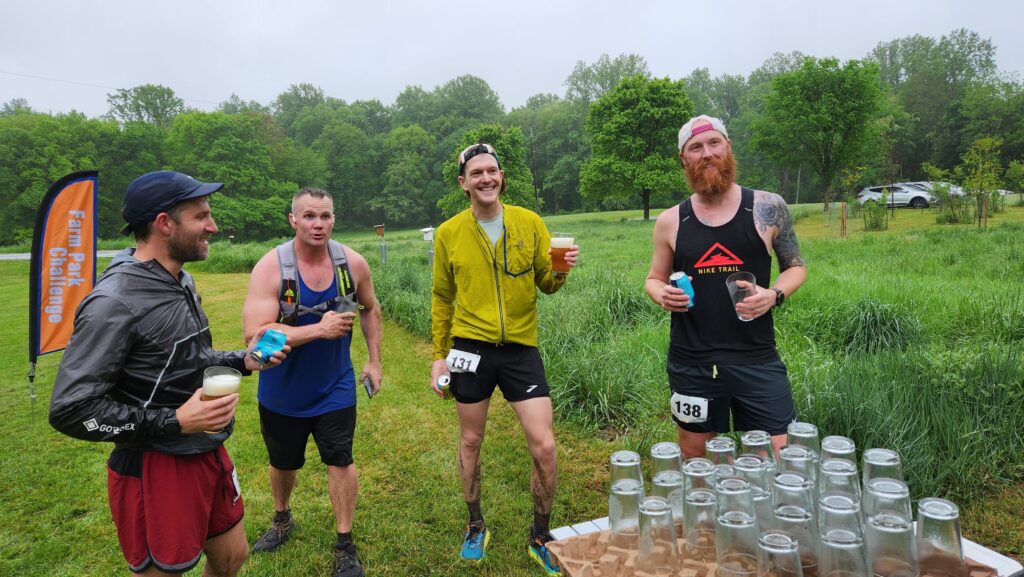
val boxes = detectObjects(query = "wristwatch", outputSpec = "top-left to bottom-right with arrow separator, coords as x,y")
772,288 -> 785,308
160,411 -> 182,436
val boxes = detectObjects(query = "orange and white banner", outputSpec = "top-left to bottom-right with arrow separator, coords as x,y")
29,171 -> 97,361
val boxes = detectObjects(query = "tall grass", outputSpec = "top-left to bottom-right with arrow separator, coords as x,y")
367,211 -> 1024,502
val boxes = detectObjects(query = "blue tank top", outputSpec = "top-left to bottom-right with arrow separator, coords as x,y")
257,271 -> 355,416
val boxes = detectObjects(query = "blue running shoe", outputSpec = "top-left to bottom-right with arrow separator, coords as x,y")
528,529 -> 561,575
460,524 -> 490,562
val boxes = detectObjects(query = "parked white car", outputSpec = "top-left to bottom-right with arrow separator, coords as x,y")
857,184 -> 937,208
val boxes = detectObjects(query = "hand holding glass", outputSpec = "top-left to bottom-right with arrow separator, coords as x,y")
202,366 -> 240,433
550,232 -> 574,275
726,271 -> 758,322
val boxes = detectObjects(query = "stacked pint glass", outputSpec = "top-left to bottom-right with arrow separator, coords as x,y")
600,429 -> 968,577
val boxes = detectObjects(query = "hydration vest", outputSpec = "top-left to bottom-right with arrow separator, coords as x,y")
277,239 -> 357,325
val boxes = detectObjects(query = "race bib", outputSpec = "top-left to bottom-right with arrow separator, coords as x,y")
670,392 -> 709,424
446,349 -> 481,374
231,468 -> 242,503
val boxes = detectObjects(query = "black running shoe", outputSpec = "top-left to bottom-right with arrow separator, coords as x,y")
333,542 -> 365,577
251,516 -> 296,553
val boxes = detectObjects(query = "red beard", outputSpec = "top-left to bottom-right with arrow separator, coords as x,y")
684,149 -> 737,197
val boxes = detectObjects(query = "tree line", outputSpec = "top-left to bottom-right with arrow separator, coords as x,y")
1,27 -> 1021,245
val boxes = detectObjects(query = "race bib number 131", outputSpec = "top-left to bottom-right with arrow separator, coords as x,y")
446,349 -> 481,374
670,392 -> 709,424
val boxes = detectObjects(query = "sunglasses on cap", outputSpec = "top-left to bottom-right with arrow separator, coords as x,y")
458,143 -> 501,175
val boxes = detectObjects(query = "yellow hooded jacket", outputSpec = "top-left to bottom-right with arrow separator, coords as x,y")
431,204 -> 566,360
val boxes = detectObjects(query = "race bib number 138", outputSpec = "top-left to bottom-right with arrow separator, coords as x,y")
446,349 -> 481,374
670,392 -> 709,424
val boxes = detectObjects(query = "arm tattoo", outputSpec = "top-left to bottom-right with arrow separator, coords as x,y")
755,194 -> 806,271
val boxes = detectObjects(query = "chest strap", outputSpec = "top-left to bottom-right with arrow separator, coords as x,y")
277,239 -> 357,325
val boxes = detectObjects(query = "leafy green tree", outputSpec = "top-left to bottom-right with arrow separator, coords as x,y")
165,111 -> 296,238
313,120 -> 376,226
1005,160 -> 1024,206
580,75 -> 693,220
437,124 -> 534,218
106,84 -> 184,128
955,136 -> 1004,222
217,94 -> 269,114
565,53 -> 650,105
272,83 -> 326,135
1,98 -> 33,117
752,57 -> 884,204
508,95 -> 587,213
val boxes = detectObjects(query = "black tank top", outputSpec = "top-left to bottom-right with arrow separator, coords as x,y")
669,187 -> 779,365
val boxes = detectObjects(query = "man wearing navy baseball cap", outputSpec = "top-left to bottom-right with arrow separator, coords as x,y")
51,170 -> 289,577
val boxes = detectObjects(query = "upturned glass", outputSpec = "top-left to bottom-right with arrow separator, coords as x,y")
707,436 -> 738,465
818,491 -> 869,577
651,441 -> 683,477
610,450 -> 645,487
779,445 -> 817,490
652,469 -> 685,537
683,457 -> 716,495
863,478 -> 911,520
916,498 -> 967,577
772,473 -> 819,577
637,496 -> 681,574
758,531 -> 805,577
735,454 -> 772,531
819,458 -> 862,503
820,435 -> 856,463
742,430 -> 779,475
865,512 -> 917,577
861,448 -> 903,485
786,422 -> 821,463
717,477 -> 760,577
609,477 -> 644,549
684,488 -> 717,562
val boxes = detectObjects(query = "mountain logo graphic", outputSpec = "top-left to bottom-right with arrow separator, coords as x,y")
694,243 -> 744,268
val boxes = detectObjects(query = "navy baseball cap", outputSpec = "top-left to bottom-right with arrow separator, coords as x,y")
121,171 -> 223,235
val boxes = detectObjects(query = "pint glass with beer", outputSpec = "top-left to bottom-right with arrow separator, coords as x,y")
550,232 -> 574,275
202,366 -> 241,401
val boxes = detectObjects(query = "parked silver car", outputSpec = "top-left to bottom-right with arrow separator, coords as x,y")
857,184 -> 937,208
900,181 -> 965,197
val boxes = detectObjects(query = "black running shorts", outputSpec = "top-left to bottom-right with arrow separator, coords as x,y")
449,337 -> 550,404
258,404 -> 356,470
667,360 -> 796,435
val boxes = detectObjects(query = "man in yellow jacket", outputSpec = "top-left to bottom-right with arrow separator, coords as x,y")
430,143 -> 579,575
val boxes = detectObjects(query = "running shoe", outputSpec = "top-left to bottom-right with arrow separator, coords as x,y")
251,515 -> 296,553
459,524 -> 490,562
528,528 -> 561,575
332,542 -> 364,577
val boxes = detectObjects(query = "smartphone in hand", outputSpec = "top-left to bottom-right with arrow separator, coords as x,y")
363,376 -> 375,399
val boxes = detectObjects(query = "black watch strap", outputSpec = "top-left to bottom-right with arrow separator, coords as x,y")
161,411 -> 182,436
772,288 -> 785,308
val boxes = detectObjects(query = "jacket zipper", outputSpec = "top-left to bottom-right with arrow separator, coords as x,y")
478,223 -> 505,343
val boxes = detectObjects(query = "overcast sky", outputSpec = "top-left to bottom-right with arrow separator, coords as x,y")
2,0 -> 1022,118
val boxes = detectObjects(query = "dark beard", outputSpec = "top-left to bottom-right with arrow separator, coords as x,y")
167,229 -> 208,263
684,150 -> 737,197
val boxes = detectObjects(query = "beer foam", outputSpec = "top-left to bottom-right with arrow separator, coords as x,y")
550,236 -> 574,249
203,374 -> 240,396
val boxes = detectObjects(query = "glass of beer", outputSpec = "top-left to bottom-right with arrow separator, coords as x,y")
202,366 -> 241,433
550,232 -> 574,275
203,366 -> 241,400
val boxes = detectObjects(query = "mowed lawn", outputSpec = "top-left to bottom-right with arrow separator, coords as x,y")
2,201 -> 1023,575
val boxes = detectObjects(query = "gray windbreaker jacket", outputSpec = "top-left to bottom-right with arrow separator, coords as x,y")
49,249 -> 249,455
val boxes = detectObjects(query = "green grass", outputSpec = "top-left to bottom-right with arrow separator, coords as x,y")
3,205 -> 1024,575
1,264 -> 615,577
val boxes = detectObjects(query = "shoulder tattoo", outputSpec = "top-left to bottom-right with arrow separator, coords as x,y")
755,194 -> 805,270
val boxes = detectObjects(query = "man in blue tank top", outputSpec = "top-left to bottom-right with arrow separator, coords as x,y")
645,115 -> 808,459
242,188 -> 382,577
